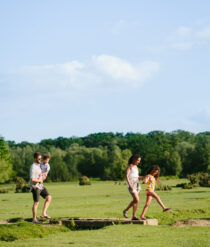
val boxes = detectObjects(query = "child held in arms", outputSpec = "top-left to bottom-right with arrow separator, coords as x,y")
34,154 -> 51,188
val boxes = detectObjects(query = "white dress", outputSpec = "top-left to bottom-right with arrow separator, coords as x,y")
128,166 -> 141,193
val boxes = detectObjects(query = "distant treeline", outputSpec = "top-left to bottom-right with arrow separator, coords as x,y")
1,130 -> 210,183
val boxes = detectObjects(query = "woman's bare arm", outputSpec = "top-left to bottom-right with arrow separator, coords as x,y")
126,166 -> 133,191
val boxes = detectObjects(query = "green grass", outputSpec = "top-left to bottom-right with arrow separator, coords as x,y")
0,222 -> 68,242
0,224 -> 209,247
0,179 -> 209,246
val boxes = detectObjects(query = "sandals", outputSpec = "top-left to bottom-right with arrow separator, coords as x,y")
123,210 -> 128,218
140,217 -> 147,220
163,207 -> 171,212
40,215 -> 51,219
131,216 -> 139,220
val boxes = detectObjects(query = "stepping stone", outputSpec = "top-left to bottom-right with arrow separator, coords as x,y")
50,218 -> 158,229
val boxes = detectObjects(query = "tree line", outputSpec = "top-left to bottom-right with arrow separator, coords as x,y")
1,130 -> 209,183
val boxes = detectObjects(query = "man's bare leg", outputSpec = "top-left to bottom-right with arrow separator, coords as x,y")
41,195 -> 52,217
32,201 -> 39,221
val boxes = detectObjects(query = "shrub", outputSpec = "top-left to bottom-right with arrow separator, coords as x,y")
21,185 -> 30,192
176,182 -> 194,189
199,173 -> 210,187
0,188 -> 9,193
187,174 -> 200,185
187,173 -> 210,187
176,173 -> 210,189
15,177 -> 30,193
160,176 -> 179,180
156,183 -> 172,191
176,183 -> 187,187
79,176 -> 91,186
182,183 -> 193,189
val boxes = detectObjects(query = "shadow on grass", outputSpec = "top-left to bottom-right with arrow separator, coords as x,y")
187,190 -> 210,193
8,217 -> 23,223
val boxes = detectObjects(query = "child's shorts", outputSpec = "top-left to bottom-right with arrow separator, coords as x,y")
146,189 -> 155,193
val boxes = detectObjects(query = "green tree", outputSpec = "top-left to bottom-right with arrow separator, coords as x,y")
0,138 -> 13,183
104,146 -> 132,180
50,153 -> 69,181
191,135 -> 210,173
164,151 -> 182,176
175,142 -> 195,176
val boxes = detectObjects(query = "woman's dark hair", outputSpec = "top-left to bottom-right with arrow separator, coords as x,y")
128,154 -> 141,166
147,165 -> 160,178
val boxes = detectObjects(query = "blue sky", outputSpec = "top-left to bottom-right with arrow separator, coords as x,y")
0,0 -> 210,143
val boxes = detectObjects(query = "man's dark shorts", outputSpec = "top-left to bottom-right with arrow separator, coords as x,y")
31,187 -> 50,202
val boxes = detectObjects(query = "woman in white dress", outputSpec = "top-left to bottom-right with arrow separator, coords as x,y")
123,154 -> 144,220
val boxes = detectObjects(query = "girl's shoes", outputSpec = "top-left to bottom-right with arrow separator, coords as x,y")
123,210 -> 128,218
163,207 -> 171,212
131,216 -> 139,220
140,217 -> 147,220
40,215 -> 51,219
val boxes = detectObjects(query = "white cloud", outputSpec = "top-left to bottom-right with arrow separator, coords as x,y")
105,19 -> 141,36
171,25 -> 210,50
168,26 -> 192,41
170,42 -> 193,50
92,55 -> 138,80
167,26 -> 193,50
196,27 -> 210,39
0,55 -> 160,127
178,108 -> 210,133
190,108 -> 210,125
20,62 -> 88,91
92,55 -> 159,85
148,23 -> 210,53
9,55 -> 160,94
111,19 -> 128,35
193,19 -> 206,26
176,27 -> 192,39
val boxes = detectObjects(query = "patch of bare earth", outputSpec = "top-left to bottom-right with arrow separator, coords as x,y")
0,220 -> 10,225
174,219 -> 210,227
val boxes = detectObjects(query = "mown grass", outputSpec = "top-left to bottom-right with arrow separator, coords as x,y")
0,221 -> 68,242
0,224 -> 209,247
0,179 -> 209,246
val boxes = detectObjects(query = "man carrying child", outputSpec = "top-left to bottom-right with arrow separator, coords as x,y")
30,152 -> 52,223
35,154 -> 51,188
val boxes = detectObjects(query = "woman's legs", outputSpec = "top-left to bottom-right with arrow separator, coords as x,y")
124,192 -> 139,218
132,192 -> 139,218
140,193 -> 152,219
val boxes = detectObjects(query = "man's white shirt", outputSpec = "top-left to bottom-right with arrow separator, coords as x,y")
29,163 -> 44,190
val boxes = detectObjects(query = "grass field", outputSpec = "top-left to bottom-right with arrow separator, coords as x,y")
0,179 -> 210,247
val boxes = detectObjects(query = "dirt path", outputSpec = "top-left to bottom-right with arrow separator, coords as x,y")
174,219 -> 210,227
0,220 -> 10,225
